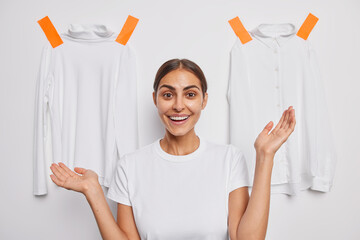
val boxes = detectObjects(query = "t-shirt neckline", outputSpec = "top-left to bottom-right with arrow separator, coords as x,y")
154,135 -> 206,162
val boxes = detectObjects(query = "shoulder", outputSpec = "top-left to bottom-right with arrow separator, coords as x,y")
120,139 -> 157,163
203,138 -> 244,158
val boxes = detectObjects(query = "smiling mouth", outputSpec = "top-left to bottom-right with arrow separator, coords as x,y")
167,115 -> 190,125
169,116 -> 189,121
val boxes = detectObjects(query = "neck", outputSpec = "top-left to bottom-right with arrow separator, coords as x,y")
160,129 -> 199,155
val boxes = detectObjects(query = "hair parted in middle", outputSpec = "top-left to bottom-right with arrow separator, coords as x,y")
153,59 -> 208,97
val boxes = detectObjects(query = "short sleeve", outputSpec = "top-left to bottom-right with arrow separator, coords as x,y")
106,155 -> 132,206
227,147 -> 251,194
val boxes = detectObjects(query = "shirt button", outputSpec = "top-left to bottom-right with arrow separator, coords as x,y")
275,67 -> 279,72
277,104 -> 280,107
276,85 -> 279,89
274,49 -> 278,54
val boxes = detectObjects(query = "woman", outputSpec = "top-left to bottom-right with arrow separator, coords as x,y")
50,59 -> 296,240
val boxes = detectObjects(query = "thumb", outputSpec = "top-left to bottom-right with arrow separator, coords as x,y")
74,167 -> 87,175
262,121 -> 273,135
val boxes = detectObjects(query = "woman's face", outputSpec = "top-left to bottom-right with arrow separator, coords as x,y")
153,69 -> 208,137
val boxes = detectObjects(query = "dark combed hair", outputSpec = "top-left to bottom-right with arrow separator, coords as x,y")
153,59 -> 208,97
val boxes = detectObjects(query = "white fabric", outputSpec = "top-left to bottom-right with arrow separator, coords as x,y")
33,24 -> 139,195
107,136 -> 250,240
227,23 -> 337,195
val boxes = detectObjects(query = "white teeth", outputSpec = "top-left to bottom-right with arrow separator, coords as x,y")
170,116 -> 189,121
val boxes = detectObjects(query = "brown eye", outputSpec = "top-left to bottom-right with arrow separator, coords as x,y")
187,92 -> 196,98
163,92 -> 172,98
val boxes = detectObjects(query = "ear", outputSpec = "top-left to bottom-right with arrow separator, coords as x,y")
201,92 -> 208,110
152,91 -> 157,106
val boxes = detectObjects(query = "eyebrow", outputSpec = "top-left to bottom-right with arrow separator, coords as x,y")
159,84 -> 200,91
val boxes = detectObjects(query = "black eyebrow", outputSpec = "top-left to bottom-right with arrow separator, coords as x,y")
159,84 -> 175,91
159,84 -> 200,91
183,85 -> 200,91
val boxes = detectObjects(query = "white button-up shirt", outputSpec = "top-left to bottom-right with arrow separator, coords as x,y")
227,23 -> 337,195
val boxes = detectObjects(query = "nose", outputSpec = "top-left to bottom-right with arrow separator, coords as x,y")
173,95 -> 185,112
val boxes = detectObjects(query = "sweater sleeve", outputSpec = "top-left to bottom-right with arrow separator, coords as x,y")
307,43 -> 337,192
113,44 -> 139,158
227,41 -> 256,184
33,45 -> 52,195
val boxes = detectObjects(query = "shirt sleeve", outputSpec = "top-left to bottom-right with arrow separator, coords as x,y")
106,155 -> 132,206
33,45 -> 52,195
307,43 -> 337,192
227,40 -> 256,184
227,146 -> 251,195
113,44 -> 139,158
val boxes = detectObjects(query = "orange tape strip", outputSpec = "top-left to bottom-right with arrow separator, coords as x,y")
116,15 -> 139,45
297,13 -> 319,40
37,16 -> 63,48
228,17 -> 252,44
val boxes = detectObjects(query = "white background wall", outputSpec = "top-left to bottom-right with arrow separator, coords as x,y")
0,0 -> 359,239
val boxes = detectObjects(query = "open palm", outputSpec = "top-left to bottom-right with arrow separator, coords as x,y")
50,162 -> 99,194
254,106 -> 296,156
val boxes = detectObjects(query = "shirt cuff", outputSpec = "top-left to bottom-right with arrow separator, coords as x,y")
311,177 -> 332,192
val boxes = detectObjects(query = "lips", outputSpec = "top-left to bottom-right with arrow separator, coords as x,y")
168,115 -> 190,125
169,115 -> 189,121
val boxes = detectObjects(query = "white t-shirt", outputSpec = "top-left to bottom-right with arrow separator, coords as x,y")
107,136 -> 250,240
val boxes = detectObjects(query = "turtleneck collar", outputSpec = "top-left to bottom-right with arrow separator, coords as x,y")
250,23 -> 296,48
63,24 -> 114,41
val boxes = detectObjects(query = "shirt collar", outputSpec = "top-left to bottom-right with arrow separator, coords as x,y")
250,23 -> 296,48
64,24 -> 114,40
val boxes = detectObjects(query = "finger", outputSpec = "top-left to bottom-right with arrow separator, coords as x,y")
50,164 -> 66,181
285,107 -> 295,130
74,167 -> 87,175
287,108 -> 296,132
58,162 -> 75,177
284,107 -> 293,130
50,174 -> 62,186
262,121 -> 274,135
273,110 -> 286,132
280,107 -> 290,129
54,162 -> 71,177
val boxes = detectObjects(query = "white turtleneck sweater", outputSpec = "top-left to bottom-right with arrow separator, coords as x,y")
33,24 -> 139,195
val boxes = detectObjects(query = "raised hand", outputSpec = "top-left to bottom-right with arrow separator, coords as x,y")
254,106 -> 296,157
50,162 -> 99,194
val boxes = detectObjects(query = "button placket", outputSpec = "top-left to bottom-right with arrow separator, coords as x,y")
274,52 -> 281,111
279,146 -> 287,163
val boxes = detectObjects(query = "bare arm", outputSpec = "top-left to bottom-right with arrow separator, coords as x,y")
85,183 -> 129,240
235,152 -> 273,240
117,203 -> 141,239
236,106 -> 296,240
50,163 -> 129,240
